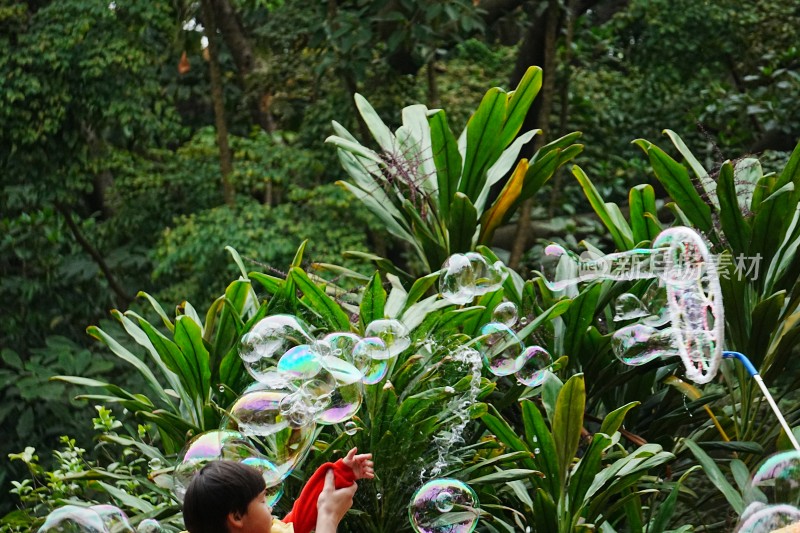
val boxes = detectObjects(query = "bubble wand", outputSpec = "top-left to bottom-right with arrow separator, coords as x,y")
722,351 -> 800,451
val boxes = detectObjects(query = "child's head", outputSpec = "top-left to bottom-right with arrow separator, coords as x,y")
183,460 -> 272,533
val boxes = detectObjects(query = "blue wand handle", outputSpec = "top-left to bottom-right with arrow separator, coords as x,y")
723,351 -> 800,451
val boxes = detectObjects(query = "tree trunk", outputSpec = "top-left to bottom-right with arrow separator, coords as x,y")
207,0 -> 273,131
427,60 -> 440,108
202,0 -> 235,207
508,0 -> 560,271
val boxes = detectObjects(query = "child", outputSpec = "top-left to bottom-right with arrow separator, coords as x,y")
183,447 -> 374,533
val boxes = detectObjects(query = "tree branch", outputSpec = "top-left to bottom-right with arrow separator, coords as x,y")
55,204 -> 132,307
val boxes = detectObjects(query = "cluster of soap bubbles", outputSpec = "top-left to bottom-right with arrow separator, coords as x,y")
438,254 -> 552,387
439,252 -> 508,305
736,451 -> 800,532
409,479 -> 480,533
542,227 -> 724,385
172,314 -> 409,503
38,505 -> 163,533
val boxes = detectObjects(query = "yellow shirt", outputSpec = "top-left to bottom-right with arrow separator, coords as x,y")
271,519 -> 294,533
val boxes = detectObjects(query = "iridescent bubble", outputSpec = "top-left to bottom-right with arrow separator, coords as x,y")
611,324 -> 678,366
353,349 -> 389,385
172,430 -> 282,499
320,356 -> 363,385
277,345 -> 322,380
749,451 -> 800,508
613,293 -> 650,322
353,337 -> 390,362
88,505 -> 133,533
243,356 -> 283,385
439,254 -> 475,305
467,253 -> 507,296
515,346 -> 552,387
736,504 -> 800,532
239,315 -> 312,363
315,382 -> 363,425
322,332 -> 362,361
230,390 -> 294,437
365,319 -> 411,358
408,479 -> 480,533
492,302 -> 518,328
476,322 -> 524,376
38,506 -> 107,533
344,421 -> 359,435
135,520 -> 163,533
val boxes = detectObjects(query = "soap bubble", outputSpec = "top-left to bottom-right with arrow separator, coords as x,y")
364,319 -> 411,358
613,293 -> 650,322
353,336 -> 390,362
277,345 -> 322,380
344,421 -> 359,435
315,382 -> 363,425
135,520 -> 163,533
320,356 -> 363,385
408,479 -> 480,533
39,506 -> 107,533
172,430 -> 282,499
736,504 -> 800,532
354,350 -> 389,385
231,390 -> 298,437
515,346 -> 552,387
492,301 -> 518,328
748,451 -> 800,508
476,322 -> 524,376
611,324 -> 678,365
439,254 -> 475,305
239,315 -> 312,363
321,332 -> 361,361
467,253 -> 507,296
88,506 -> 133,533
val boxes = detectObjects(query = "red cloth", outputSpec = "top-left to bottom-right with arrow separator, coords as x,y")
282,459 -> 355,533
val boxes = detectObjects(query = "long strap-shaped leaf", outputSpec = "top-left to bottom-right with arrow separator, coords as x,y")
552,374 -> 586,486
290,267 -> 351,331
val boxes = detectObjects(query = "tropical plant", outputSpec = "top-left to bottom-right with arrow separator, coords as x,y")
327,66 -> 583,276
482,374 -> 682,532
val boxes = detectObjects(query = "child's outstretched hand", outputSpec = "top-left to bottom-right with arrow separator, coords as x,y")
342,447 -> 374,480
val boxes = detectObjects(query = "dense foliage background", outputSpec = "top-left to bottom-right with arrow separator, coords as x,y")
2,0 -> 799,530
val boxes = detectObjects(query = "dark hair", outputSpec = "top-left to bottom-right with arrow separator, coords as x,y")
183,460 -> 266,533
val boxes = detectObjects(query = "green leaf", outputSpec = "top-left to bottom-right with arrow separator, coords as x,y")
354,93 -> 396,153
290,267 -> 351,331
573,165 -> 634,250
628,184 -> 660,243
174,316 -> 211,405
499,66 -> 542,148
360,272 -> 386,329
136,292 -> 174,332
429,109 -> 462,221
682,438 -> 744,514
553,373 -> 586,485
403,271 -> 440,312
636,141 -> 712,232
460,87 -> 505,200
521,400 -> 560,496
663,129 -> 717,209
600,401 -> 640,435
447,192 -> 478,253
717,161 -> 752,256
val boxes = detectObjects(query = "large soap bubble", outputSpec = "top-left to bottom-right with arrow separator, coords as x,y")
88,506 -> 133,533
439,253 -> 507,305
134,520 -> 163,533
172,430 -> 282,501
476,322 -> 524,377
736,504 -> 800,532
277,344 -> 322,380
364,319 -> 411,359
492,301 -> 518,328
408,478 -> 480,533
516,346 -> 552,387
227,391 -> 316,480
748,451 -> 800,508
314,381 -> 363,425
39,506 -> 108,533
541,227 -> 723,384
240,315 -> 313,382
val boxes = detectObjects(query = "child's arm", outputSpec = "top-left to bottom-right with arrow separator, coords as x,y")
341,447 -> 374,480
316,470 -> 357,533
